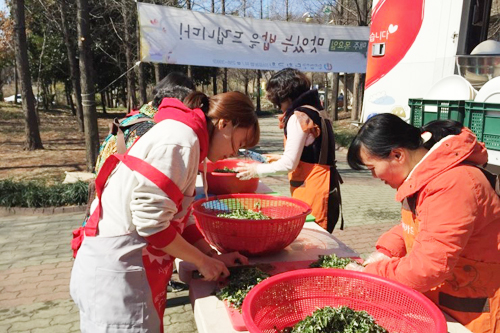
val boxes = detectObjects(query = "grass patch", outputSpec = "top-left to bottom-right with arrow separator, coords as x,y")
0,179 -> 89,208
0,103 -> 25,120
332,120 -> 359,148
256,108 -> 280,117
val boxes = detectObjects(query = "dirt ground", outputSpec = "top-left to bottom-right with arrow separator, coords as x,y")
0,102 -> 122,183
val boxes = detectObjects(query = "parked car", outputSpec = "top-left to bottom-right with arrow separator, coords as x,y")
3,94 -> 48,104
3,94 -> 21,103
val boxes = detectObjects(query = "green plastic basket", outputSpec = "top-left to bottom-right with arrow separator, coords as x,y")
464,101 -> 500,151
409,99 -> 466,128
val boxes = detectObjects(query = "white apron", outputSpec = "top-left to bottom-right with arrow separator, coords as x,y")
70,153 -> 187,332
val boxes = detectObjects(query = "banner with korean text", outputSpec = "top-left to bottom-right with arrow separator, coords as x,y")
138,3 -> 370,73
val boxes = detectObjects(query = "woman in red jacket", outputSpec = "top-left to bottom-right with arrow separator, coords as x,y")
346,113 -> 500,333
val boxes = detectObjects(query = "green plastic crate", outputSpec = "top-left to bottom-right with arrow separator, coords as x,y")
464,101 -> 500,151
409,99 -> 466,127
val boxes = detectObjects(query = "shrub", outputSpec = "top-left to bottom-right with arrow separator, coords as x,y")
0,180 -> 89,208
332,121 -> 359,148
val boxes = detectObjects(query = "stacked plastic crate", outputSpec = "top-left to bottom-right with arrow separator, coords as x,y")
410,99 -> 500,152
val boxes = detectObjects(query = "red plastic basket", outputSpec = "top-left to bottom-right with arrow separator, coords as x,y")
205,159 -> 260,194
242,269 -> 448,333
191,194 -> 311,256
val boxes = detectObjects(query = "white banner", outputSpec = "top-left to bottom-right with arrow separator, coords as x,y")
138,3 -> 370,73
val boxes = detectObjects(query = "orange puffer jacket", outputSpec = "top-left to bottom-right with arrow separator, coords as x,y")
365,129 -> 500,333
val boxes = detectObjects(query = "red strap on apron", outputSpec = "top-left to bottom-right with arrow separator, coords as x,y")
72,152 -> 184,259
85,153 -> 184,237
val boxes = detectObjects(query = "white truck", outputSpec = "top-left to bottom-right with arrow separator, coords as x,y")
361,0 -> 500,171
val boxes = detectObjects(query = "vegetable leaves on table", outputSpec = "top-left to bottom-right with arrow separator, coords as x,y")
277,306 -> 389,333
309,254 -> 354,269
216,267 -> 270,310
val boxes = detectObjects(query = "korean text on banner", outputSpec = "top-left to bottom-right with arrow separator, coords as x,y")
138,3 -> 370,73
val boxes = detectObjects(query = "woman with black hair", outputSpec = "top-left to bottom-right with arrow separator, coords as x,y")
345,113 -> 500,333
236,68 -> 343,232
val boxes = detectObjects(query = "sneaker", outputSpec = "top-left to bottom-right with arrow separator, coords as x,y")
167,280 -> 188,292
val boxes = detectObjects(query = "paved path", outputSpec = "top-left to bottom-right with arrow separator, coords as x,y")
0,115 -> 401,332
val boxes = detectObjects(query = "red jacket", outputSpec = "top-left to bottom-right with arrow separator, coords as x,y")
365,129 -> 500,332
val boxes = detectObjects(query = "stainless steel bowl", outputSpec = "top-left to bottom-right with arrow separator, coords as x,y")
455,55 -> 500,89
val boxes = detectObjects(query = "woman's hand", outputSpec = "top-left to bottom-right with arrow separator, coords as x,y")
235,162 -> 258,180
363,251 -> 391,266
216,252 -> 249,267
344,262 -> 366,272
195,255 -> 230,281
345,252 -> 390,272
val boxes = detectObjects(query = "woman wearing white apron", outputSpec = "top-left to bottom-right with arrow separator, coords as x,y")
70,92 -> 260,332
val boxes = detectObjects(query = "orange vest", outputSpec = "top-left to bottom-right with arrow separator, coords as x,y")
283,107 -> 343,232
402,196 -> 500,333
289,161 -> 331,231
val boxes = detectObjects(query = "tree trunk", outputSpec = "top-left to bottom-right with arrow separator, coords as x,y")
136,24 -> 147,105
12,0 -> 43,150
341,74 -> 347,112
77,0 -> 99,171
244,70 -> 249,95
356,73 -> 365,120
123,1 -> 137,111
60,0 -> 84,132
120,84 -> 127,108
330,73 -> 340,121
212,68 -> 217,95
42,83 -> 50,110
66,82 -> 76,115
14,58 -> 19,104
154,64 -> 162,85
321,73 -> 327,113
351,0 -> 369,120
107,90 -> 113,108
223,68 -> 228,92
351,73 -> 358,120
35,31 -> 46,114
101,91 -> 107,114
256,70 -> 261,112
351,73 -> 363,121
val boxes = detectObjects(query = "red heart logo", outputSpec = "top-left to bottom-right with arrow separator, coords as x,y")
365,0 -> 425,89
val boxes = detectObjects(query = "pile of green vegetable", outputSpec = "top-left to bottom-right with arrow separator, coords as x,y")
216,267 -> 270,309
217,208 -> 270,220
213,167 -> 238,173
309,254 -> 354,269
277,306 -> 389,333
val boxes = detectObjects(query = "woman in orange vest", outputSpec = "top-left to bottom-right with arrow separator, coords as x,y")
236,68 -> 343,232
346,113 -> 500,333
